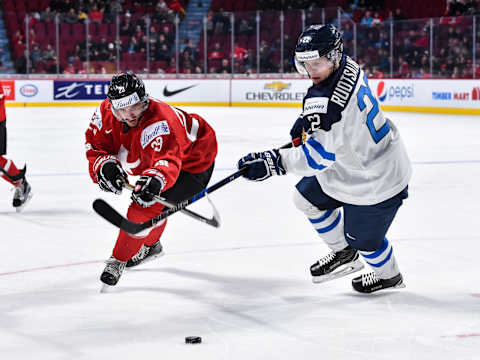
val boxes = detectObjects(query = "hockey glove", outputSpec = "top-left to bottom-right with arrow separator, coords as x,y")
237,149 -> 286,181
290,113 -> 322,139
97,161 -> 128,194
131,175 -> 162,207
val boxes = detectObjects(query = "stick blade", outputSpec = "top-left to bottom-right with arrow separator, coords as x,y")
92,199 -> 124,228
92,199 -> 150,235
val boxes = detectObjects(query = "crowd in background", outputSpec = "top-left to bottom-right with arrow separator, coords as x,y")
4,0 -> 480,77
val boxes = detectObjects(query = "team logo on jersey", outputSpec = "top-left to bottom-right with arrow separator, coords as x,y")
141,121 -> 170,149
377,81 -> 387,102
151,136 -> 163,152
264,81 -> 290,92
117,145 -> 140,175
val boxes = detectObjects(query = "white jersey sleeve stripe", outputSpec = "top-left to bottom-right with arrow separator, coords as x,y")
301,138 -> 336,171
306,137 -> 336,161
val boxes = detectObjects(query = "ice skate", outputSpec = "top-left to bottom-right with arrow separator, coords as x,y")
12,179 -> 32,212
126,240 -> 164,268
310,245 -> 364,283
100,256 -> 126,286
352,272 -> 405,293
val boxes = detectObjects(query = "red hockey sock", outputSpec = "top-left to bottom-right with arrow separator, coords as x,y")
112,202 -> 167,261
0,155 -> 22,186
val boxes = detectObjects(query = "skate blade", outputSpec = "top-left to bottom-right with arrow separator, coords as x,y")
125,251 -> 164,271
312,259 -> 364,284
100,283 -> 114,293
15,192 -> 33,213
394,282 -> 406,289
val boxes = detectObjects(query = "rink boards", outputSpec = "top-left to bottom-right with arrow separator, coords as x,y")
2,77 -> 480,114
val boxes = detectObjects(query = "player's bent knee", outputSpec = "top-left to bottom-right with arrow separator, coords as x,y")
293,187 -> 317,214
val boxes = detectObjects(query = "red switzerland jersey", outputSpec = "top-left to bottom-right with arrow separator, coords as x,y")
85,97 -> 217,192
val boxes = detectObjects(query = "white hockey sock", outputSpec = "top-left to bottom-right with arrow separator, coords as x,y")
293,190 -> 347,252
359,238 -> 400,279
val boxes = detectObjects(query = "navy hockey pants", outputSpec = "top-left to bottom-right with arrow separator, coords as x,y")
295,176 -> 408,251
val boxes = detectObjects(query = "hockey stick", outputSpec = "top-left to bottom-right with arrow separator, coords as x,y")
0,164 -> 26,182
92,139 -> 300,234
123,182 -> 221,228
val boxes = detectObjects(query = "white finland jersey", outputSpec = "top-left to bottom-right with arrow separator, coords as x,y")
279,56 -> 412,205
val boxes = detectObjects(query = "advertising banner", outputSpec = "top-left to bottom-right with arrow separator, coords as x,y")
15,80 -> 52,102
231,79 -> 310,105
1,80 -> 15,101
53,80 -> 110,101
144,79 -> 230,104
369,79 -> 480,111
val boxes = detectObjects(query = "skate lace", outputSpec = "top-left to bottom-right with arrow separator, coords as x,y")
130,245 -> 149,262
362,272 -> 380,286
104,258 -> 126,277
318,252 -> 336,266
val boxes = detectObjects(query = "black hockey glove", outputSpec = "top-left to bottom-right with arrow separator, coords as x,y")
290,113 -> 322,140
131,175 -> 162,207
237,149 -> 286,182
97,161 -> 128,194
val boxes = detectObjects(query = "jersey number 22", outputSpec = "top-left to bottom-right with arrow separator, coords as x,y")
356,74 -> 390,143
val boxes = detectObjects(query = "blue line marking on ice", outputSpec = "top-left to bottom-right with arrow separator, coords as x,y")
26,160 -> 480,178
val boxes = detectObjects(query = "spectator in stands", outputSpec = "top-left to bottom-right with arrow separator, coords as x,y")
218,58 -> 230,74
89,4 -> 104,24
46,56 -> 63,74
134,25 -> 145,41
64,62 -> 76,74
233,43 -> 248,72
42,44 -> 56,62
259,39 -> 275,73
153,1 -> 174,24
30,44 -> 44,69
157,34 -> 170,53
127,36 -> 139,54
149,26 -> 159,47
156,44 -> 171,62
361,10 -> 373,27
77,8 -> 88,23
183,39 -> 198,63
371,11 -> 383,26
237,18 -> 254,36
397,56 -> 410,77
208,42 -> 223,61
120,13 -> 135,36
41,6 -> 56,23
166,58 -> 176,73
162,24 -> 175,44
213,9 -> 230,34
62,8 -> 78,24
392,8 -> 406,21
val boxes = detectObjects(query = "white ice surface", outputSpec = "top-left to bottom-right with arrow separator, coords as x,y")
0,106 -> 479,360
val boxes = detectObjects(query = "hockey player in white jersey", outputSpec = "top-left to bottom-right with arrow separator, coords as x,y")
237,24 -> 412,293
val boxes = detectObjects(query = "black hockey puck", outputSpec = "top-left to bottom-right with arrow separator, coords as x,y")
185,336 -> 202,344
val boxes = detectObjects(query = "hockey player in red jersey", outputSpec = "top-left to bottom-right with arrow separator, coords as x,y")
85,72 -> 217,286
0,82 -> 32,211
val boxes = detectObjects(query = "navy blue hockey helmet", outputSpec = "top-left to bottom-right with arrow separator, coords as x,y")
294,24 -> 343,75
107,72 -> 148,111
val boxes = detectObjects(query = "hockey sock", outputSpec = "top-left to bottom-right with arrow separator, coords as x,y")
359,238 -> 400,279
0,155 -> 23,185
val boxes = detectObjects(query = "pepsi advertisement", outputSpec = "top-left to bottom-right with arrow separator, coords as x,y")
54,80 -> 110,100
